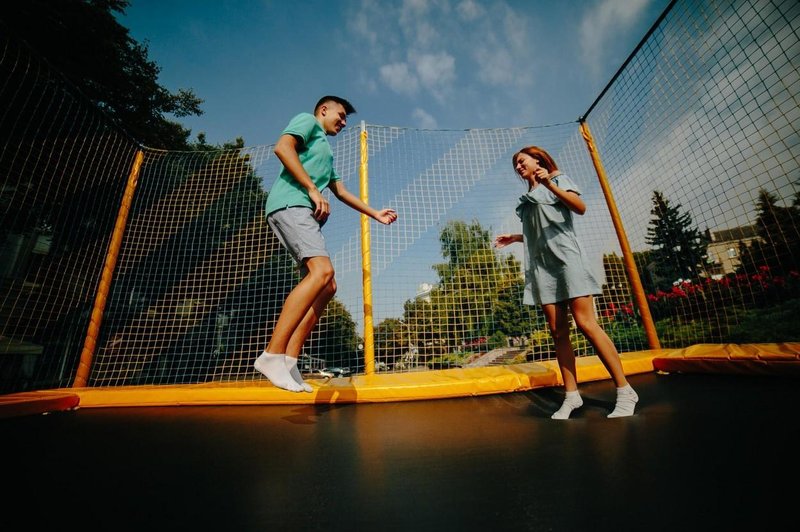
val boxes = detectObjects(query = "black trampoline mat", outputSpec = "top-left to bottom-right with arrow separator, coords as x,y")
3,371 -> 795,531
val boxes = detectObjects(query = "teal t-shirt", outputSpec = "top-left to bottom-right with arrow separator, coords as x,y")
265,112 -> 341,216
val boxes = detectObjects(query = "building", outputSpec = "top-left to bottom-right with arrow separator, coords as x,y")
706,224 -> 759,275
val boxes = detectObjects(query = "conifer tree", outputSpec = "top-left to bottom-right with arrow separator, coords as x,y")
645,191 -> 710,289
736,189 -> 800,276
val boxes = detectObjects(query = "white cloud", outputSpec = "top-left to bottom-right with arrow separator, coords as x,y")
456,0 -> 483,21
413,52 -> 455,91
412,107 -> 438,129
378,52 -> 456,99
379,62 -> 420,95
579,0 -> 650,80
349,9 -> 378,47
473,46 -> 514,86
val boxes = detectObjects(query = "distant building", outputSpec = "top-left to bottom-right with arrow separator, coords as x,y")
706,224 -> 759,275
416,282 -> 433,302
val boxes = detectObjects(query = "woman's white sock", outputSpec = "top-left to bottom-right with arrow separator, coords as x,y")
552,390 -> 583,420
608,384 -> 639,418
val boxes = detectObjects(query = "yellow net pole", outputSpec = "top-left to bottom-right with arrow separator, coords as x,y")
359,121 -> 376,375
579,121 -> 661,350
73,150 -> 144,387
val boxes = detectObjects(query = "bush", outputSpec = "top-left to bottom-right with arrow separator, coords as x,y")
654,317 -> 716,347
488,331 -> 507,349
727,299 -> 800,343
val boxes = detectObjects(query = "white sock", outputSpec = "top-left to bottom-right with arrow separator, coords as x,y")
552,390 -> 583,420
254,352 -> 303,392
608,384 -> 639,418
285,356 -> 313,393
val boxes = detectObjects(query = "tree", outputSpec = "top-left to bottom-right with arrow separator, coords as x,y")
375,318 -> 413,369
736,189 -> 800,276
645,191 -> 710,289
309,299 -> 361,370
0,0 -> 203,150
492,277 -> 538,337
386,219 -> 530,364
632,249 -> 657,294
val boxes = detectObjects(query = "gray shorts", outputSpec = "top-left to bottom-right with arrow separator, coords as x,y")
267,207 -> 328,272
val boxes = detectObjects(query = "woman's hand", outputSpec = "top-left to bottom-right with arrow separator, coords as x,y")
494,234 -> 522,248
535,167 -> 550,185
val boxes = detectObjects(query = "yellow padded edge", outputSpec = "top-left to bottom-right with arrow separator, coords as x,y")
652,342 -> 800,376
39,350 -> 658,408
0,390 -> 80,418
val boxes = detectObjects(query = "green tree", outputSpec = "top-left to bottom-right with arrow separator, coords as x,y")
736,189 -> 800,276
389,220 -> 529,365
632,249 -> 657,294
375,318 -> 413,370
0,0 -> 203,149
645,191 -> 710,289
492,277 -> 538,337
309,299 -> 361,369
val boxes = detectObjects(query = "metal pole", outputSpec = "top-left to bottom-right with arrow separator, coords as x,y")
359,121 -> 376,374
74,150 -> 145,386
579,121 -> 661,350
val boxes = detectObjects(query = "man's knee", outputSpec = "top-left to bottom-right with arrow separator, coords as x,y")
306,259 -> 335,285
326,278 -> 337,296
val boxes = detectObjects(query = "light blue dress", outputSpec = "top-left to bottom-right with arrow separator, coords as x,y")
515,173 -> 601,306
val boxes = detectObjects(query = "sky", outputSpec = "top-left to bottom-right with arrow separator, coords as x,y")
118,0 -> 673,148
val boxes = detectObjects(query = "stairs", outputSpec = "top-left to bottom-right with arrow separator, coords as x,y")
464,347 -> 528,367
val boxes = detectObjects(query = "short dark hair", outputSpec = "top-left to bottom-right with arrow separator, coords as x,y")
314,95 -> 356,115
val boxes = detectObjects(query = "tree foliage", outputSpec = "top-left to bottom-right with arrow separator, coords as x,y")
736,189 -> 800,276
0,0 -> 203,149
645,191 -> 710,289
376,219 -> 531,369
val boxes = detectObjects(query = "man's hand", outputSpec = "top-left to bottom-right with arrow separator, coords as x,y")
374,208 -> 398,225
309,188 -> 330,223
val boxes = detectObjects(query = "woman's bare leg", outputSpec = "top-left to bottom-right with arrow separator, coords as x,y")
570,296 -> 638,416
543,302 -> 583,419
569,296 -> 627,387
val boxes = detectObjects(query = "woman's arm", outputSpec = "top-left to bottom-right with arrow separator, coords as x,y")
493,233 -> 523,248
540,172 -> 586,215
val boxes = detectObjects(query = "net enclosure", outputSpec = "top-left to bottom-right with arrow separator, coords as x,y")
1,0 -> 798,394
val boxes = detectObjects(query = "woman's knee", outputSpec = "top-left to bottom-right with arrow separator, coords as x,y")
547,323 -> 570,342
572,315 -> 595,334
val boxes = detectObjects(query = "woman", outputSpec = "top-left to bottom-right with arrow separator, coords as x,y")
494,146 -> 638,419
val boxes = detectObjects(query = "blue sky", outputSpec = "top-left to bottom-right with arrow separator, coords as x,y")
119,0 -> 672,147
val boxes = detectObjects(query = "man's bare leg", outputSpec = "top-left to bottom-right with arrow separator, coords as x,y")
256,257 -> 335,392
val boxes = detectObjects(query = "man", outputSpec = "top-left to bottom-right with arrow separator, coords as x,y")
256,96 -> 398,392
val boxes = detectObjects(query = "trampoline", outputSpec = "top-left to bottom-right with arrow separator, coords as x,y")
1,2 -> 799,529
3,368 -> 796,531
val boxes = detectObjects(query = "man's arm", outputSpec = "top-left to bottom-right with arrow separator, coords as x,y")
328,180 -> 398,225
273,133 -> 330,222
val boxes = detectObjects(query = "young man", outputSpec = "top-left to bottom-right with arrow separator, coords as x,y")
256,96 -> 398,392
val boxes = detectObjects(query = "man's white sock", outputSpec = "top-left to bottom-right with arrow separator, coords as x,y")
608,384 -> 639,418
285,356 -> 313,393
254,352 -> 303,392
552,390 -> 583,420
